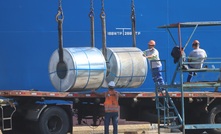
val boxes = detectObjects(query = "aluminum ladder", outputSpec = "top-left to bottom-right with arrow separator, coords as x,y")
155,87 -> 182,132
0,99 -> 16,132
153,60 -> 182,133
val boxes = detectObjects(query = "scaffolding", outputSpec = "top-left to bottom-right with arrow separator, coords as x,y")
155,21 -> 221,134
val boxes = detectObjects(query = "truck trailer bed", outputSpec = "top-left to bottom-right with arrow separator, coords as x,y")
0,90 -> 220,98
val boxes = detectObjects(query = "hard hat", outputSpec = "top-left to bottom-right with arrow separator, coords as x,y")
148,40 -> 156,46
192,40 -> 200,44
108,81 -> 115,87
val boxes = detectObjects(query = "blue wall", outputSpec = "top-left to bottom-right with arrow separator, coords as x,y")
1,0 -> 221,91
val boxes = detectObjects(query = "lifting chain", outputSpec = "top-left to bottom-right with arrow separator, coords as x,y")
100,0 -> 106,19
131,0 -> 136,47
56,0 -> 64,22
89,0 -> 94,18
56,0 -> 64,62
89,0 -> 95,47
131,0 -> 135,21
100,0 -> 107,59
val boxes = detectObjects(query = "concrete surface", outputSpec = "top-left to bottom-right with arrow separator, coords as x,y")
0,123 -> 183,134
73,124 -> 182,134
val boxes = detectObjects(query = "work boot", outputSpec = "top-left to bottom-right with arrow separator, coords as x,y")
193,72 -> 197,76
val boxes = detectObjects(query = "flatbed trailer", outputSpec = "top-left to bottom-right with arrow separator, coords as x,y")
1,90 -> 221,98
0,89 -> 221,134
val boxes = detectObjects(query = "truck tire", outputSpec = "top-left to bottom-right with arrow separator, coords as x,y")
37,106 -> 69,134
206,105 -> 221,134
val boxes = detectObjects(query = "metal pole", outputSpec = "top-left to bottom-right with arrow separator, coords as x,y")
183,24 -> 198,50
178,23 -> 186,134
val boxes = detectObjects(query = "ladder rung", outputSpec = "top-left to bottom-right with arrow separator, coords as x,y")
165,106 -> 176,109
3,128 -> 12,131
3,117 -> 12,120
156,106 -> 164,109
156,107 -> 175,110
164,116 -> 178,119
168,125 -> 182,129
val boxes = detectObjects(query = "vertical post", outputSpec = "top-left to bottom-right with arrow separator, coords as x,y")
155,86 -> 161,134
178,23 -> 186,134
178,23 -> 182,49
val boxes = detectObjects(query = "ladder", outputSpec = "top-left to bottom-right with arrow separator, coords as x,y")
153,60 -> 182,133
0,99 -> 16,132
155,86 -> 182,133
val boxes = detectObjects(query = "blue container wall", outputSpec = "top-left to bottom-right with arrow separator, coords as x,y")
0,0 -> 221,91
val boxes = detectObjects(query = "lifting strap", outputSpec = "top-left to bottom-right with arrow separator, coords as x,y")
56,0 -> 64,62
131,0 -> 136,47
89,0 -> 95,48
100,0 -> 107,60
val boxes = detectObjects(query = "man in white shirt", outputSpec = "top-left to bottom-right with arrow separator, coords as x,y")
187,40 -> 207,82
143,40 -> 165,91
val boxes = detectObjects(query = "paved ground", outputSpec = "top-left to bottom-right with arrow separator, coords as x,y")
73,124 -> 182,134
72,117 -> 182,134
0,117 -> 183,134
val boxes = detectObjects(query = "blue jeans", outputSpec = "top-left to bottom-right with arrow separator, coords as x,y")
187,66 -> 197,82
187,72 -> 196,82
104,112 -> 118,134
151,66 -> 165,86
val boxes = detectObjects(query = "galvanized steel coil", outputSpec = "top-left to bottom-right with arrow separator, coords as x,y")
49,47 -> 106,92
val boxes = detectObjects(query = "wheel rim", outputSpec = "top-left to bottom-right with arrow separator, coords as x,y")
215,111 -> 221,123
47,116 -> 62,132
214,111 -> 221,131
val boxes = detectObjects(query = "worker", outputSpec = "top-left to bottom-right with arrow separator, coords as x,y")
187,40 -> 207,82
143,40 -> 165,92
92,81 -> 122,134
